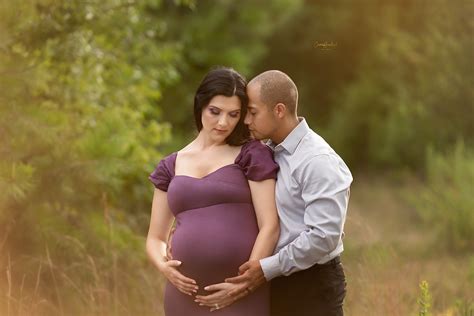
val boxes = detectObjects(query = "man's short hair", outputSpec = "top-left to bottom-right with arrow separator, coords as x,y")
249,70 -> 298,114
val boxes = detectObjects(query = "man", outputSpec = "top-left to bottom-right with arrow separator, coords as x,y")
195,70 -> 353,315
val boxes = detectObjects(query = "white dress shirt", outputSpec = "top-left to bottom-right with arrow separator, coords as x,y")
259,118 -> 353,281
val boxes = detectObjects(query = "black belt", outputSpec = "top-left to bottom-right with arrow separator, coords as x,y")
272,256 -> 342,281
314,255 -> 341,267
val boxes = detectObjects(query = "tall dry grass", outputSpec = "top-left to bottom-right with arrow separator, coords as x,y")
1,177 -> 472,315
0,211 -> 166,316
344,177 -> 473,316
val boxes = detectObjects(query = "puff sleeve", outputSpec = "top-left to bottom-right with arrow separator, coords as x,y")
148,153 -> 175,191
235,140 -> 279,181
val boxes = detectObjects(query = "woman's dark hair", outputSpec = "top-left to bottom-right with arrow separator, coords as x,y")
194,67 -> 250,146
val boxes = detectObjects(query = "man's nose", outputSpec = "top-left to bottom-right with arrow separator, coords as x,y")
244,112 -> 251,125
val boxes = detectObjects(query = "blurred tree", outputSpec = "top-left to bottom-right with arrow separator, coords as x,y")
1,0 -> 177,240
1,1 -> 181,312
258,0 -> 474,170
156,0 -> 301,149
0,0 -> 301,314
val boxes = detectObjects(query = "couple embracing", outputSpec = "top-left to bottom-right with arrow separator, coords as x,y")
146,67 -> 352,316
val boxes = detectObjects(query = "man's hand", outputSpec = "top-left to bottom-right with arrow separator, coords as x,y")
225,259 -> 266,296
194,282 -> 250,311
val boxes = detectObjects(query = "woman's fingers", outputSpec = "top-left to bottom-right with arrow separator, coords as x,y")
178,279 -> 198,292
210,301 -> 231,312
166,260 -> 197,284
197,295 -> 232,307
195,283 -> 250,311
173,274 -> 198,293
204,283 -> 227,292
166,259 -> 182,267
224,274 -> 248,283
175,281 -> 195,294
175,285 -> 193,296
227,283 -> 249,297
195,285 -> 230,305
208,289 -> 249,311
163,260 -> 199,294
174,272 -> 198,290
176,273 -> 198,285
195,292 -> 222,304
172,277 -> 197,295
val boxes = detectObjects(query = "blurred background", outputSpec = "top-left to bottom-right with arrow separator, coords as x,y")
0,0 -> 473,315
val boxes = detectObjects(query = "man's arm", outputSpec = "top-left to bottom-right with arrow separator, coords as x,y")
225,153 -> 352,293
260,153 -> 352,280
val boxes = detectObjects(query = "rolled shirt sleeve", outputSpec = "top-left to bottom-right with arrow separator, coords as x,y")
260,153 -> 352,280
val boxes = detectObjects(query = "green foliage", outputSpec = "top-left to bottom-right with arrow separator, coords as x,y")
327,1 -> 473,169
259,0 -> 473,170
0,0 -> 300,314
157,0 -> 302,149
1,0 -> 471,314
417,280 -> 432,316
0,1 -> 181,313
414,141 -> 474,252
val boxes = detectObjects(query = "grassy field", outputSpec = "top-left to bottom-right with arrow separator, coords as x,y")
1,177 -> 472,315
344,177 -> 473,316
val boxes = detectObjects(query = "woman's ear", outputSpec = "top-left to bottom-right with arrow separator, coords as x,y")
274,102 -> 286,118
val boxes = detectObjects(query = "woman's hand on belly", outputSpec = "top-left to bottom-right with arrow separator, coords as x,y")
194,282 -> 250,311
158,260 -> 199,296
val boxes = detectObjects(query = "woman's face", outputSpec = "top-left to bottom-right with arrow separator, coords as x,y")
201,95 -> 242,142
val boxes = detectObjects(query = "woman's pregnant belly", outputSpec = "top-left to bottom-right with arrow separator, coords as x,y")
171,203 -> 259,293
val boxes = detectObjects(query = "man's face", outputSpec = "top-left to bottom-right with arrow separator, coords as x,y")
244,83 -> 278,140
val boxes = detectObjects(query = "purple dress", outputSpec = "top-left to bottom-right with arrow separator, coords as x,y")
149,140 -> 279,316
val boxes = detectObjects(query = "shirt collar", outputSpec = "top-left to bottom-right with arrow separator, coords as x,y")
266,117 -> 310,154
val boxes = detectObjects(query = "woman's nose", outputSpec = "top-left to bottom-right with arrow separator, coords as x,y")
217,115 -> 228,127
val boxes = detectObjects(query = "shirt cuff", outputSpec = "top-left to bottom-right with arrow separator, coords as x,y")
259,254 -> 282,281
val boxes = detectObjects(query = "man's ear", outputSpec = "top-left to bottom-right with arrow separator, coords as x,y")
274,102 -> 286,118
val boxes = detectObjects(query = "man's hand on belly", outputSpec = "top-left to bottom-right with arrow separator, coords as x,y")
225,259 -> 266,294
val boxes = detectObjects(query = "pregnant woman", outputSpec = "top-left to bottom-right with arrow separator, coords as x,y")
146,67 -> 280,316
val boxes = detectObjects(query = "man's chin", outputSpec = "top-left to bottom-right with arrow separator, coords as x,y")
250,132 -> 265,140
250,131 -> 262,140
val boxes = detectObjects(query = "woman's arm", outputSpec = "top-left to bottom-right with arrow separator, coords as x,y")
247,179 -> 280,260
146,188 -> 198,295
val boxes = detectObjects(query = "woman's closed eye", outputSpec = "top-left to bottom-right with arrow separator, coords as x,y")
209,107 -> 240,118
210,108 -> 220,115
229,111 -> 240,118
